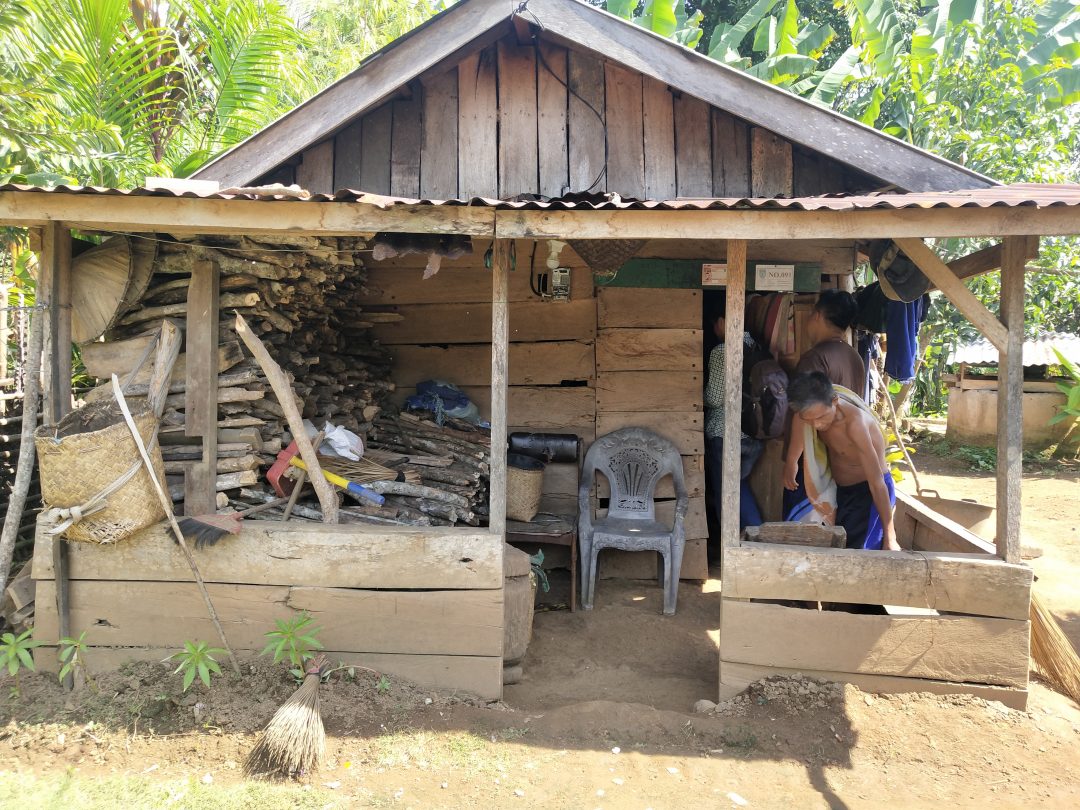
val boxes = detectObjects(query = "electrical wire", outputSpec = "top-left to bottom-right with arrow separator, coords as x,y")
520,6 -> 609,194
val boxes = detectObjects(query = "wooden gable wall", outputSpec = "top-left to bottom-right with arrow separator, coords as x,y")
258,36 -> 881,199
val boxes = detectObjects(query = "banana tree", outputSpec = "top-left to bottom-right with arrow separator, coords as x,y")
606,0 -> 704,49
707,0 -> 842,92
839,0 -> 1080,144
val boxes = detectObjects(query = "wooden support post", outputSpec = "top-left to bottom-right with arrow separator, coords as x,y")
489,240 -> 511,536
996,237 -> 1029,563
722,240 -> 747,550
39,222 -> 73,689
40,222 -> 72,424
184,260 -> 219,516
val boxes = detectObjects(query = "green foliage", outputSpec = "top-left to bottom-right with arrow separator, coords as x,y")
0,0 -> 314,186
168,640 -> 226,691
295,0 -> 448,89
608,0 -> 705,48
884,431 -> 914,482
58,630 -> 94,688
529,549 -> 550,593
1050,348 -> 1080,427
375,674 -> 392,694
261,612 -> 324,673
0,627 -> 40,679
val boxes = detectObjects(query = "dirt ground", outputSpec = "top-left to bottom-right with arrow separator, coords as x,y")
2,432 -> 1079,809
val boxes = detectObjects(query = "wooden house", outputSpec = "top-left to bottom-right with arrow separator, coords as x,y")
4,0 -> 1077,707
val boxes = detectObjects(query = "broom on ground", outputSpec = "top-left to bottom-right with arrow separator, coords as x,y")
1030,592 -> 1080,705
244,654 -> 328,778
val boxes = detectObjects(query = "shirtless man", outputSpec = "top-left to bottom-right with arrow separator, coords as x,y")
785,371 -> 899,551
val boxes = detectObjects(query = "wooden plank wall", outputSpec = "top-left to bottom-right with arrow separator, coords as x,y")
718,491 -> 1033,709
364,243 -> 709,580
594,287 -> 709,580
32,524 -> 505,699
270,36 -> 876,199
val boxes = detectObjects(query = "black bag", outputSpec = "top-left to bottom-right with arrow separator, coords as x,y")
741,340 -> 789,440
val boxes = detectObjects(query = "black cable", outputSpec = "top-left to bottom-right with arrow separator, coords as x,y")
525,8 -> 609,193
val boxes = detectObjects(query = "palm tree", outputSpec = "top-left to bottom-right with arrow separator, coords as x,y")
0,0 -> 313,187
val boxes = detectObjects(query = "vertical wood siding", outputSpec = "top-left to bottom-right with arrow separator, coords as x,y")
267,35 -> 878,198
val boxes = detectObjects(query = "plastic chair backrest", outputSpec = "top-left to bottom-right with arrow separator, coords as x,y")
582,427 -> 681,522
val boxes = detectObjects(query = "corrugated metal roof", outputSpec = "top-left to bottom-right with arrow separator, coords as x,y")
952,332 -> 1080,366
3,182 -> 1080,211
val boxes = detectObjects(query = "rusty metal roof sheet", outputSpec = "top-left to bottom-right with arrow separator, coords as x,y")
3,182 -> 1080,211
952,332 -> 1080,366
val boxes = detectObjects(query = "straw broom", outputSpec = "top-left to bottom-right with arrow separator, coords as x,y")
1030,593 -> 1080,705
245,654 -> 328,778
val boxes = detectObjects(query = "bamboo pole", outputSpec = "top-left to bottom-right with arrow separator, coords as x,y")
0,304 -> 43,594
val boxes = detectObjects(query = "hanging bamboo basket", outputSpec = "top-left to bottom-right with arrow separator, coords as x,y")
35,401 -> 166,544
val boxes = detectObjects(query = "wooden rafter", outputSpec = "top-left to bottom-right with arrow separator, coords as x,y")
892,237 -> 1009,352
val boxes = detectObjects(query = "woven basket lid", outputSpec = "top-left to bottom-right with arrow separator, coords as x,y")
567,239 -> 646,279
70,236 -> 156,344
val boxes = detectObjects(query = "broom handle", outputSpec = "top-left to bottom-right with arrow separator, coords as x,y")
880,372 -> 923,493
112,375 -> 241,675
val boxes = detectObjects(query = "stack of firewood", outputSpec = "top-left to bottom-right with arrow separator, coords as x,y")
82,234 -> 394,501
81,233 -> 492,528
228,412 -> 490,527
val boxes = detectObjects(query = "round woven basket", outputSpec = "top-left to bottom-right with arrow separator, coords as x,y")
35,404 -> 166,544
506,453 -> 545,523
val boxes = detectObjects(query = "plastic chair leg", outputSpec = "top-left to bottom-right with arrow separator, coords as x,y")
585,546 -> 601,609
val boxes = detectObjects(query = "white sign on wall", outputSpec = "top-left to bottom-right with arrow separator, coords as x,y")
755,264 -> 795,291
702,263 -> 728,286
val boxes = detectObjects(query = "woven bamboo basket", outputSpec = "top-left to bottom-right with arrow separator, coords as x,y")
506,453 -> 545,523
35,403 -> 166,544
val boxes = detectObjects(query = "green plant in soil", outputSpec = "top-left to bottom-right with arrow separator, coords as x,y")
262,612 -> 324,678
168,641 -> 227,691
1051,349 -> 1080,434
58,630 -> 95,690
0,628 -> 41,695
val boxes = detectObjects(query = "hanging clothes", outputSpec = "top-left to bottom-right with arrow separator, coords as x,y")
857,330 -> 880,403
883,294 -> 929,383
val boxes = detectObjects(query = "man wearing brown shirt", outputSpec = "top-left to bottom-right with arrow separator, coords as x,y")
783,290 -> 866,493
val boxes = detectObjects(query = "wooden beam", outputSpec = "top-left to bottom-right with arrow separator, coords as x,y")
183,260 -> 219,516
722,240 -> 746,549
494,206 -> 1080,241
720,599 -> 1029,687
996,237 -> 1030,563
895,489 -> 997,555
893,237 -> 1009,352
39,222 -> 72,424
5,191 -> 1080,241
489,239 -> 511,536
38,222 -> 73,690
33,523 -> 503,589
34,580 -> 503,657
943,243 -> 1003,285
0,192 -> 496,236
924,241 -> 1039,293
35,645 -> 503,700
719,661 -> 1028,710
723,543 -> 1033,619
